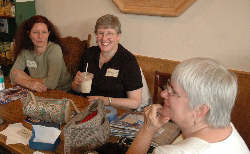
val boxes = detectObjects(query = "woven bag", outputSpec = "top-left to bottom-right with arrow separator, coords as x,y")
22,92 -> 80,125
63,99 -> 110,154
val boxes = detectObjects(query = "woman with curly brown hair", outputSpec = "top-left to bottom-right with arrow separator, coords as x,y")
10,15 -> 72,92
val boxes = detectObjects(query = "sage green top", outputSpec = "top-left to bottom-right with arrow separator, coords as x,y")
10,42 -> 72,91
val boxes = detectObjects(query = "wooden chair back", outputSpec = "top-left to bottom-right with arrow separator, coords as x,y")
61,34 -> 91,77
153,71 -> 171,104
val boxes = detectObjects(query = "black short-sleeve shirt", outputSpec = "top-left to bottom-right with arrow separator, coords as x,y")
78,44 -> 142,98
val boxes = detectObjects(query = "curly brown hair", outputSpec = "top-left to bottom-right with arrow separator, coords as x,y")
14,15 -> 64,56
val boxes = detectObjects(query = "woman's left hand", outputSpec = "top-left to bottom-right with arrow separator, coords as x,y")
87,96 -> 108,105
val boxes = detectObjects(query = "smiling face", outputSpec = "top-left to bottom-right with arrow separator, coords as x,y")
161,81 -> 194,127
96,28 -> 120,54
29,23 -> 50,49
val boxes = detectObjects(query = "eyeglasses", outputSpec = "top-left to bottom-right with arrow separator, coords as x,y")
96,31 -> 116,39
166,79 -> 178,97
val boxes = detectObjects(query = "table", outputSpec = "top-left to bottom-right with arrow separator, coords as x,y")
0,77 -> 126,154
0,88 -> 91,154
0,77 -> 112,154
0,78 -> 181,153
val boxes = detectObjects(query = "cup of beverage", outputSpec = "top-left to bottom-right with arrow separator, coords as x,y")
80,72 -> 94,93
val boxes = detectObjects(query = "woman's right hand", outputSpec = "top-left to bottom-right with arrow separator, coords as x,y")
72,71 -> 84,92
143,104 -> 170,133
73,71 -> 83,86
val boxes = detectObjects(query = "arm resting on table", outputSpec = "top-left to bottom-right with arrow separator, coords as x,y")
10,68 -> 47,92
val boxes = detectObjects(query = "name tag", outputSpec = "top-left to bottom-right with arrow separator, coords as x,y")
105,68 -> 119,78
27,60 -> 37,68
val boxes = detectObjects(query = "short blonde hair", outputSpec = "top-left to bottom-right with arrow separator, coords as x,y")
94,14 -> 121,34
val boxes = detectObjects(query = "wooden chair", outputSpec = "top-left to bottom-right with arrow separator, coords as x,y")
61,34 -> 91,77
153,71 -> 171,104
231,84 -> 250,148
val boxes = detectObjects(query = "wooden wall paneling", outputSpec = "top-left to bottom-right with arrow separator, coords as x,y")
136,55 -> 178,94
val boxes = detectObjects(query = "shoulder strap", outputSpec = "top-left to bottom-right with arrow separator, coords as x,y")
29,91 -> 38,107
67,99 -> 80,114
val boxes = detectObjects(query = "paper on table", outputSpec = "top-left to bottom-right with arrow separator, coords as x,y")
0,123 -> 32,145
33,151 -> 45,154
32,125 -> 61,144
16,0 -> 34,2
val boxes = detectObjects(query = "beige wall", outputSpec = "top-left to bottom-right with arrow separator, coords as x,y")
35,0 -> 250,72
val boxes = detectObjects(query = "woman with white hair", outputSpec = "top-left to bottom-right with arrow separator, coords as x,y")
127,57 -> 249,154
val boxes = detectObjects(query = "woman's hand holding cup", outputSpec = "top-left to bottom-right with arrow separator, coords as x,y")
79,72 -> 94,93
73,71 -> 94,93
73,71 -> 84,85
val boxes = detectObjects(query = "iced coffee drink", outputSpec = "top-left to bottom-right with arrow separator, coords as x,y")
80,72 -> 94,93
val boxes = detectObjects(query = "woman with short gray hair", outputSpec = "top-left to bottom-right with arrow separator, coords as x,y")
72,14 -> 143,110
94,14 -> 122,34
127,57 -> 249,154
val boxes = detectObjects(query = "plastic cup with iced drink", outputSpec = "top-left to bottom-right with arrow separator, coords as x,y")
80,72 -> 94,93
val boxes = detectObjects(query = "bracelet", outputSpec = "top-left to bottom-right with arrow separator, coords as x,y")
108,97 -> 112,106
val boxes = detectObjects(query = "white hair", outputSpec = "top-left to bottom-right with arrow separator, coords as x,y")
171,57 -> 237,128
